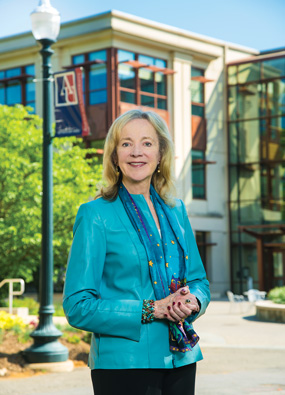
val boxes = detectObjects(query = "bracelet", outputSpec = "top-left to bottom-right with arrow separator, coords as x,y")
141,299 -> 155,323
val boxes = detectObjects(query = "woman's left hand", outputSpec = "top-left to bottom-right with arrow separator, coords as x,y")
154,287 -> 200,323
167,292 -> 200,322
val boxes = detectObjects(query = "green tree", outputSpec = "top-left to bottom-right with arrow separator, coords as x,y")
0,105 -> 103,294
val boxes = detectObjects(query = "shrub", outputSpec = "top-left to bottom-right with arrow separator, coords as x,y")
0,311 -> 26,330
54,300 -> 65,317
63,334 -> 81,344
11,297 -> 39,315
83,332 -> 92,344
268,286 -> 285,304
0,311 -> 32,343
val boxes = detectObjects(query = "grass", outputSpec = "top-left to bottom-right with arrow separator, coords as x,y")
1,296 -> 65,316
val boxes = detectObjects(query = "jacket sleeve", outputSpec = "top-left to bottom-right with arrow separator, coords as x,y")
63,203 -> 143,341
180,200 -> 211,323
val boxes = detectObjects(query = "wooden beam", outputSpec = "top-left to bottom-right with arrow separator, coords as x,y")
256,238 -> 265,290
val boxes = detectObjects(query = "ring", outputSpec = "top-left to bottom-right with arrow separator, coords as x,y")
185,299 -> 191,304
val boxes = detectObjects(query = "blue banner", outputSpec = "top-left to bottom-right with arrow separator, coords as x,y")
54,68 -> 90,137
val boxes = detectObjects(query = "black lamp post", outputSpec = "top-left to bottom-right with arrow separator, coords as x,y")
24,0 -> 68,363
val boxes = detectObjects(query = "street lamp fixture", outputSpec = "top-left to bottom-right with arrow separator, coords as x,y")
24,0 -> 68,363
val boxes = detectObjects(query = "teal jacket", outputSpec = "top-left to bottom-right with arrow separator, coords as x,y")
63,194 -> 210,370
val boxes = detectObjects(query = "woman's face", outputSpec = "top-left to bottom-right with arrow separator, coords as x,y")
116,118 -> 161,192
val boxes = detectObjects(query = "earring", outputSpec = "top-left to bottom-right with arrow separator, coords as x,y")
116,166 -> 120,176
157,163 -> 161,173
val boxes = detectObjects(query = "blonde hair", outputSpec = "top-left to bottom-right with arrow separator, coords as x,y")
97,109 -> 176,205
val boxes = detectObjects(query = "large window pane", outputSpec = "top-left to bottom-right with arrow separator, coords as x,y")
192,150 -> 205,199
119,64 -> 135,89
229,123 -> 238,164
25,65 -> 35,75
193,185 -> 205,199
6,81 -> 21,105
72,54 -> 85,64
235,120 -> 260,163
118,50 -> 135,63
90,90 -> 107,105
156,72 -> 166,95
238,62 -> 260,84
138,54 -> 154,66
192,164 -> 205,184
157,98 -> 167,109
89,64 -> 107,90
228,65 -> 237,85
6,67 -> 21,78
258,83 -> 267,117
238,84 -> 260,120
0,65 -> 35,108
192,105 -> 204,117
26,78 -> 35,102
89,50 -> 107,62
120,91 -> 135,104
0,84 -> 4,104
262,57 -> 285,80
139,68 -> 154,93
268,80 -> 283,116
141,95 -> 154,107
155,59 -> 166,69
191,80 -> 204,103
228,86 -> 238,120
192,67 -> 203,78
118,49 -> 135,90
229,166 -> 238,201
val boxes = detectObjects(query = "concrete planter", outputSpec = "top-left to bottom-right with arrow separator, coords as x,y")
0,307 -> 29,317
256,300 -> 285,323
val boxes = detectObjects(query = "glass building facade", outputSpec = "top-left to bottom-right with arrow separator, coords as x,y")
0,65 -> 35,113
228,54 -> 285,293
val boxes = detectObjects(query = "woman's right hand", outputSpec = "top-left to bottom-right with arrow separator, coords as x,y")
154,286 -> 200,322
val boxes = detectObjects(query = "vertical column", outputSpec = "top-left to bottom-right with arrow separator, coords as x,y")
256,238 -> 265,290
171,52 -> 193,203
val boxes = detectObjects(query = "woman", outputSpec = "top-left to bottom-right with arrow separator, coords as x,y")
63,109 -> 210,395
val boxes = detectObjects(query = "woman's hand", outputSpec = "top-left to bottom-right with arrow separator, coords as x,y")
154,286 -> 200,323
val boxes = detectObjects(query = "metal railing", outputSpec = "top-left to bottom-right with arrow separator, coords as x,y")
0,278 -> 25,314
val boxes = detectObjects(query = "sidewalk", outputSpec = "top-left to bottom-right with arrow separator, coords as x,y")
1,301 -> 285,395
195,300 -> 285,350
195,300 -> 285,394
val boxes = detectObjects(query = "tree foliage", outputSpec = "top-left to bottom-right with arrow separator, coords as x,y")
0,105 -> 103,292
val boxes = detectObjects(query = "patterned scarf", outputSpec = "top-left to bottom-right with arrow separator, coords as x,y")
118,184 -> 199,352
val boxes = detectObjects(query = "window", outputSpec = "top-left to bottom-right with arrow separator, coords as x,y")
191,66 -> 211,200
72,50 -> 107,105
196,231 -> 207,269
0,65 -> 35,112
191,67 -> 205,118
118,50 -> 168,110
192,150 -> 206,199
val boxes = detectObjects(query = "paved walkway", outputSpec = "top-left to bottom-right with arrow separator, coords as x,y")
1,300 -> 285,395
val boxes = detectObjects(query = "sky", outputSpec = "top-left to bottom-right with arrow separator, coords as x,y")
0,0 -> 284,51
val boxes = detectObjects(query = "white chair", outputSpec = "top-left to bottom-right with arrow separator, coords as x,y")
226,290 -> 245,313
246,289 -> 266,302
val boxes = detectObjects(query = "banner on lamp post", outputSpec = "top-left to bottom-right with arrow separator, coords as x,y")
54,68 -> 90,137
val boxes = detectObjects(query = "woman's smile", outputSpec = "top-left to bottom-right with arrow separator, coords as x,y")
128,161 -> 146,167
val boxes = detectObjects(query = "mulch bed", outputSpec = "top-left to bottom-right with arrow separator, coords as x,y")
0,331 -> 90,378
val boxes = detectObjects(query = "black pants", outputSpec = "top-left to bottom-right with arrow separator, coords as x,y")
91,363 -> 196,395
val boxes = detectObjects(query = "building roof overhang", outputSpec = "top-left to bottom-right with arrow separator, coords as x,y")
0,9 -> 259,60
